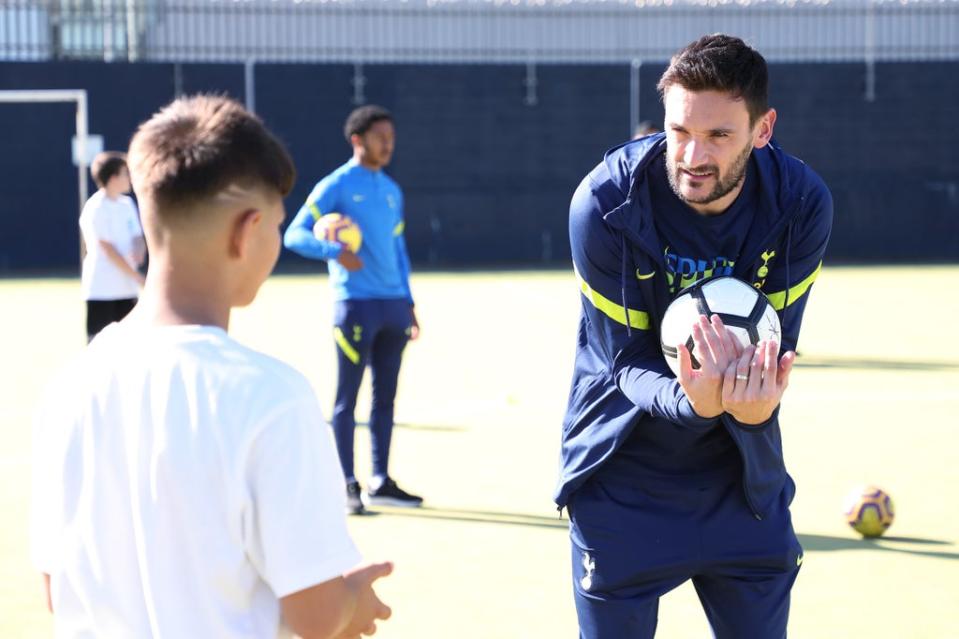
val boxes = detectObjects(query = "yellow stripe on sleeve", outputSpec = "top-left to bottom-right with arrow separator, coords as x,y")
766,261 -> 822,311
393,220 -> 405,237
308,202 -> 323,221
333,327 -> 361,364
574,265 -> 650,330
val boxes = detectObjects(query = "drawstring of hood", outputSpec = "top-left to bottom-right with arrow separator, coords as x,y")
621,234 -> 632,337
783,221 -> 793,334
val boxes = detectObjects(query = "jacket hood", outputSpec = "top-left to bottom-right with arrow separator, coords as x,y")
599,133 -> 807,257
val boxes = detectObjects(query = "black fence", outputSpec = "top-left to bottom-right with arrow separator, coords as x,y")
1,59 -> 958,272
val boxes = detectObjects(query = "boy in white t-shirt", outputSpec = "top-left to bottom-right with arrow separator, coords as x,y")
32,95 -> 393,638
79,151 -> 146,341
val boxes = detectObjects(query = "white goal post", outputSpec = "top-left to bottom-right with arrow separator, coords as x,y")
0,89 -> 90,217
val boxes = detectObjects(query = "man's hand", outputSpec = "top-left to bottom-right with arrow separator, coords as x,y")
408,307 -> 420,341
677,315 -> 744,419
337,562 -> 393,639
721,340 -> 796,425
337,249 -> 364,272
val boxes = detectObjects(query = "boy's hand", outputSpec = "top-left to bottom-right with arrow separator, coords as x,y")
408,307 -> 420,341
131,237 -> 147,266
337,561 -> 393,638
721,340 -> 795,425
336,249 -> 364,272
677,314 -> 744,418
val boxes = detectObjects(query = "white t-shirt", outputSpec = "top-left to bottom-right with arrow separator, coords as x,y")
79,191 -> 144,301
31,324 -> 361,638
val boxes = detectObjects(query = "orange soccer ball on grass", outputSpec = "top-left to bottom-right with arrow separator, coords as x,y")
844,485 -> 895,538
314,213 -> 362,254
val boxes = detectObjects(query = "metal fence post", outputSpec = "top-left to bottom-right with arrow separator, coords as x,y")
865,0 -> 876,102
524,60 -> 538,107
352,62 -> 366,105
245,58 -> 256,113
630,58 -> 642,138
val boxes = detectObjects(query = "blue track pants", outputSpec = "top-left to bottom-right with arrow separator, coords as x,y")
331,298 -> 411,482
569,473 -> 803,639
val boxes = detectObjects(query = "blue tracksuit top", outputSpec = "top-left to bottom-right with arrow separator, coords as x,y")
284,159 -> 413,304
556,134 -> 833,518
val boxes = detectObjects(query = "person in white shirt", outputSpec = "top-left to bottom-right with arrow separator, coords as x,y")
79,151 -> 146,341
32,95 -> 393,639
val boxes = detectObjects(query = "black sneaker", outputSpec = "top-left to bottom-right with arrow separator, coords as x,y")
365,478 -> 423,508
346,480 -> 366,515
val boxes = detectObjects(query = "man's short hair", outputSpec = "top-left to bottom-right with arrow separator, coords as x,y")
343,105 -> 393,143
128,95 -> 295,213
633,121 -> 660,139
90,151 -> 128,189
657,34 -> 769,125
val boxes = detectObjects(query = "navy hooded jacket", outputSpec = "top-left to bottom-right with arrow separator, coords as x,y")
556,134 -> 833,518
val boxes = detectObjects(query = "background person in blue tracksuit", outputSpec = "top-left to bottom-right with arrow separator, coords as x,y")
558,35 -> 833,638
285,105 -> 422,515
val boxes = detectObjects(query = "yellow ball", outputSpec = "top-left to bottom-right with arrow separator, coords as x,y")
314,212 -> 362,253
844,486 -> 895,538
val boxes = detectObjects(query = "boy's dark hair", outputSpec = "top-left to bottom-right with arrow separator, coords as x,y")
128,95 -> 295,211
657,34 -> 769,125
90,151 -> 128,189
343,105 -> 393,143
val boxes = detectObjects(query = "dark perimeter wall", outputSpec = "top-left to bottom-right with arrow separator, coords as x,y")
1,60 -> 957,272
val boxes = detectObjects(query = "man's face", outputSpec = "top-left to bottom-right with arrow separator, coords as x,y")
358,119 -> 395,169
663,86 -> 773,215
108,166 -> 132,194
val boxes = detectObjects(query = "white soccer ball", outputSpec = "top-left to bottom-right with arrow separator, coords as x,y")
659,276 -> 781,377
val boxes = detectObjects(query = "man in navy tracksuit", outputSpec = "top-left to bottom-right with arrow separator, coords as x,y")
557,35 -> 833,638
285,105 -> 422,515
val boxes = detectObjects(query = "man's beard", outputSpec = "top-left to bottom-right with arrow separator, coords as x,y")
666,140 -> 752,207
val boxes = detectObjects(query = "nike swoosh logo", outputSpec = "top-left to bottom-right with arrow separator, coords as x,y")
352,194 -> 365,202
796,554 -> 804,567
636,269 -> 656,280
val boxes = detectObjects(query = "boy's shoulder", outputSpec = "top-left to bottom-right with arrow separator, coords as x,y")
323,160 -> 358,185
118,194 -> 138,211
40,325 -> 320,449
220,335 -> 315,398
80,190 -> 106,217
85,324 -> 316,404
383,171 -> 402,193
307,162 -> 353,199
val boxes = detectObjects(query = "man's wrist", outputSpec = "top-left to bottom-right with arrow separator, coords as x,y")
723,406 -> 780,432
688,397 -> 723,419
678,395 -> 722,426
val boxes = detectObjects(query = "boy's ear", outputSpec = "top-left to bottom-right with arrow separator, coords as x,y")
229,208 -> 262,259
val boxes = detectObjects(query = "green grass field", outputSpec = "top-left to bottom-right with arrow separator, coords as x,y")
2,266 -> 958,638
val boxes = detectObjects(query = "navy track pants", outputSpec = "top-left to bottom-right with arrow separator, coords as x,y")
331,298 -> 411,482
569,473 -> 803,639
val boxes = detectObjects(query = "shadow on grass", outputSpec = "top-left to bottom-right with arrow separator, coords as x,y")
794,356 -> 959,372
798,533 -> 959,560
355,422 -> 467,433
348,510 -> 383,518
367,509 -> 959,559
367,506 -> 959,561
369,505 -> 568,530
